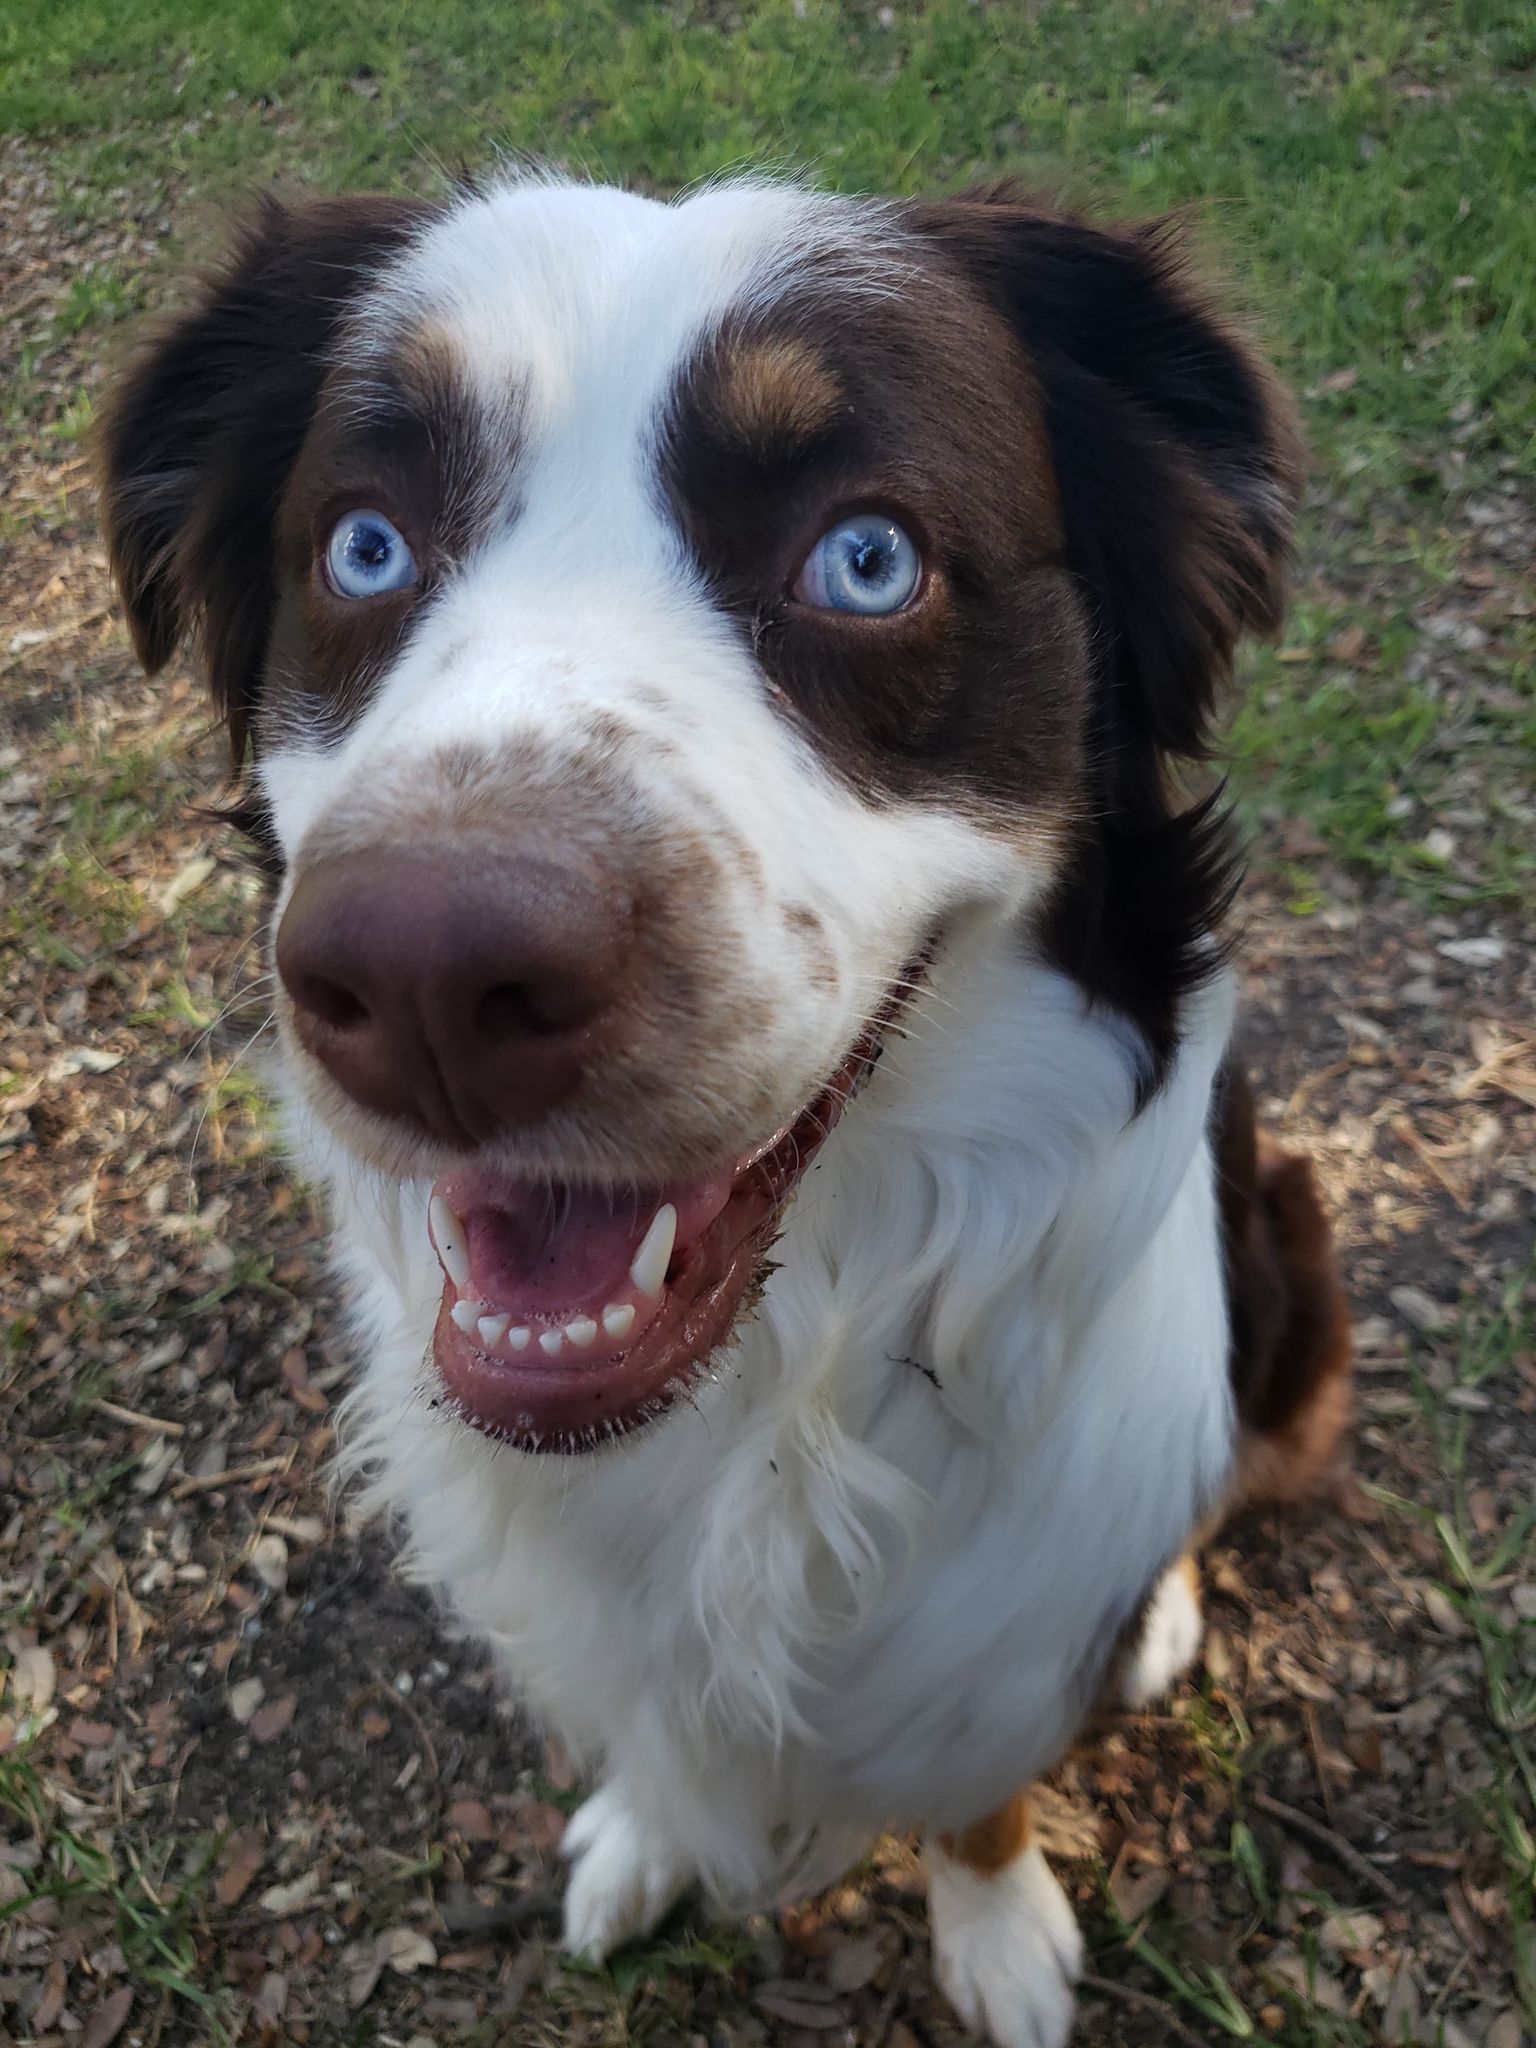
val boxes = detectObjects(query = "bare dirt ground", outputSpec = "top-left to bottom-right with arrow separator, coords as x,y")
3,138 -> 1534,2048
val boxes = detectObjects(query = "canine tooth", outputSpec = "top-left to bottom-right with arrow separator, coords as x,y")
565,1316 -> 598,1348
478,1314 -> 509,1347
507,1326 -> 531,1352
602,1302 -> 636,1342
429,1196 -> 471,1289
538,1329 -> 564,1357
449,1297 -> 480,1334
628,1203 -> 677,1298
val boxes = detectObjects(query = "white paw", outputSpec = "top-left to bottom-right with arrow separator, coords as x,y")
927,1839 -> 1084,2048
1121,1560 -> 1203,1709
561,1782 -> 690,1960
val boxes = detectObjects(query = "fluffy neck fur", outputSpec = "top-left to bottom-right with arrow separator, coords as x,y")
294,919 -> 1239,1903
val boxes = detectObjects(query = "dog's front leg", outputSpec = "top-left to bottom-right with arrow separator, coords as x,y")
560,1777 -> 694,1960
925,1792 -> 1083,2048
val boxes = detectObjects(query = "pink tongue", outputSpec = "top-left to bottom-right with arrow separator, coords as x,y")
436,1166 -> 739,1320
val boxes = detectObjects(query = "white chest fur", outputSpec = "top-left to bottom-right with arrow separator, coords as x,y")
307,944 -> 1238,1905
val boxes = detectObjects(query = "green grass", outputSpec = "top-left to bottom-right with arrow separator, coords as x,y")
0,1725 -> 234,2038
2,6 -> 1532,2041
4,0 -> 1532,903
1371,1267 -> 1536,2032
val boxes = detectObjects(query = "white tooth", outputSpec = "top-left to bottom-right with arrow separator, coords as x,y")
429,1196 -> 470,1289
539,1329 -> 564,1357
478,1314 -> 509,1347
565,1316 -> 598,1348
507,1326 -> 531,1352
602,1302 -> 636,1342
628,1203 -> 677,1299
449,1297 -> 479,1334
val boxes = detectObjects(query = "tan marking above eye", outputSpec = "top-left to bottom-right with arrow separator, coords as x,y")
394,319 -> 473,407
713,338 -> 842,450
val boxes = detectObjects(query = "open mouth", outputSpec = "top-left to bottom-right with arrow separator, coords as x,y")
427,988 -> 914,1452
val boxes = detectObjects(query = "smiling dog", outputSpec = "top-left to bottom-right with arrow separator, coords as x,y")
101,173 -> 1350,2046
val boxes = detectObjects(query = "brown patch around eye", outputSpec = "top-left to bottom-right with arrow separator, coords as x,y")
713,339 -> 842,452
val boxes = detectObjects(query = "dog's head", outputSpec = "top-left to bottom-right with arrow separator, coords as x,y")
101,176 -> 1298,1450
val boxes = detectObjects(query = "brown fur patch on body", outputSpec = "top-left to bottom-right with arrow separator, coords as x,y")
1217,1060 -> 1352,1505
938,1789 -> 1032,1876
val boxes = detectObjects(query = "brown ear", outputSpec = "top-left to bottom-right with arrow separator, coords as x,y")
911,190 -> 1303,1092
97,192 -> 432,762
910,189 -> 1303,778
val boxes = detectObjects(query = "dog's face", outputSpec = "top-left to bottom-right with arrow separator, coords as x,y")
102,177 -> 1297,1451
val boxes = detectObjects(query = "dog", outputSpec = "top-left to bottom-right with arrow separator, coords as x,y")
100,172 -> 1351,2047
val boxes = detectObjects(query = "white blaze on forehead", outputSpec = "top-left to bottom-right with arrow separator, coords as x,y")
348,173 -> 893,456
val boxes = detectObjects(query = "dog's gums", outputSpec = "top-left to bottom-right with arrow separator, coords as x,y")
427,1004 -> 904,1450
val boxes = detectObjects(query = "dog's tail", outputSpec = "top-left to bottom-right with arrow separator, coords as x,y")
1216,1061 -> 1353,1507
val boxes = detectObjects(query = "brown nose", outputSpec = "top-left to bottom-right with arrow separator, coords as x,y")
274,846 -> 634,1146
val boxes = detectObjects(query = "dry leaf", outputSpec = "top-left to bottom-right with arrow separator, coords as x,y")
81,1986 -> 134,2048
1110,1863 -> 1171,1924
259,1869 -> 320,1915
249,1532 -> 289,1591
515,1798 -> 568,1854
382,1924 -> 438,1974
755,1984 -> 850,2029
347,1945 -> 385,2009
249,1692 -> 298,1744
446,1798 -> 495,1842
1319,1908 -> 1385,1955
158,853 -> 216,914
1421,1584 -> 1467,1637
229,1677 -> 265,1724
1381,1956 -> 1423,2039
34,1959 -> 67,2028
826,1930 -> 888,1992
215,1830 -> 266,1908
8,1643 -> 55,1714
1390,1285 -> 1449,1333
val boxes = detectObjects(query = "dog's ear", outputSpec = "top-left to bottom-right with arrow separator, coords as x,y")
912,190 -> 1303,1090
910,189 -> 1303,788
98,193 -> 430,763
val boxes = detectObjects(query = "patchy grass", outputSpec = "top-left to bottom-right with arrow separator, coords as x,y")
3,0 -> 1532,901
2,1 -> 1532,2043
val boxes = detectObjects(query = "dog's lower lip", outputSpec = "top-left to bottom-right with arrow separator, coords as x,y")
428,973 -> 922,1452
429,1094 -> 828,1451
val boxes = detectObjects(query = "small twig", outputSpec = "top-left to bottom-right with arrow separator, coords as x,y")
170,1454 -> 291,1500
1248,1790 -> 1406,1905
868,1962 -> 907,2048
0,601 -> 113,675
1390,1112 -> 1470,1211
1081,1972 -> 1215,2048
345,1679 -> 441,1789
92,1398 -> 188,1439
1302,1702 -> 1337,1829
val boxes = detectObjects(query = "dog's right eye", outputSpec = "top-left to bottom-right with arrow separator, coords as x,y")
793,513 -> 922,617
324,510 -> 418,599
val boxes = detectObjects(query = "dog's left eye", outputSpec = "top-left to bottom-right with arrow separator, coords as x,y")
325,510 -> 418,599
794,514 -> 922,616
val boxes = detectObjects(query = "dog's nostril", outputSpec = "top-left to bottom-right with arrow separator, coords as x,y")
295,975 -> 370,1032
475,981 -> 576,1040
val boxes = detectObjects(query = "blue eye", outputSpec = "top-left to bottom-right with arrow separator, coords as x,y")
325,510 -> 417,599
794,513 -> 922,616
